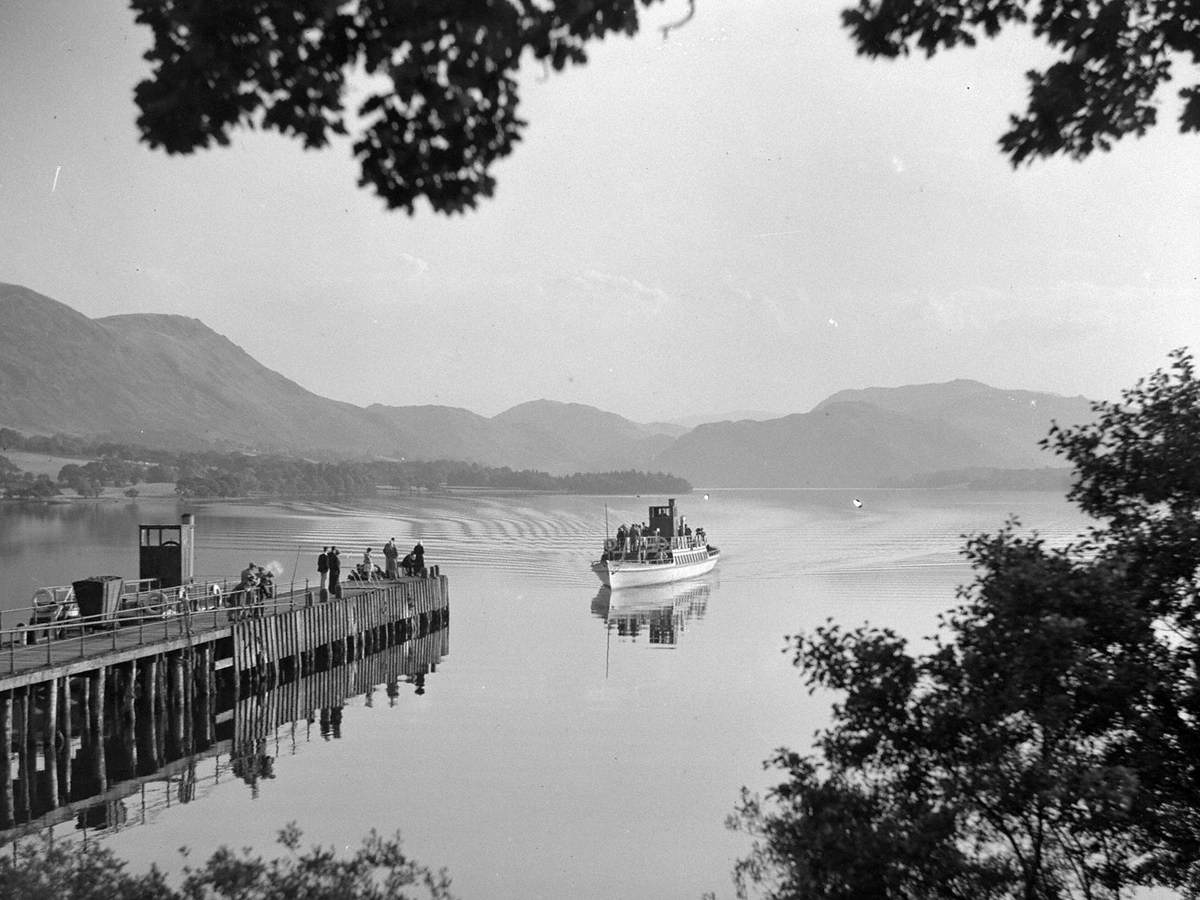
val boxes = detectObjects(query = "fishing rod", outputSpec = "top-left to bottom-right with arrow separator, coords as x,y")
290,543 -> 302,585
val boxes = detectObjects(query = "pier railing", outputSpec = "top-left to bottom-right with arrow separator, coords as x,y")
0,574 -> 452,675
0,587 -> 304,673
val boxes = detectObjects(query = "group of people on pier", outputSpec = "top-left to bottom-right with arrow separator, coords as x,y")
316,540 -> 427,598
237,563 -> 276,601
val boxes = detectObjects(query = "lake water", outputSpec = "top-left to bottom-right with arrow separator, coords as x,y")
0,489 -> 1091,899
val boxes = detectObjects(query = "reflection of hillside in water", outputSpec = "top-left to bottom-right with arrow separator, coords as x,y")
591,581 -> 712,647
0,626 -> 448,848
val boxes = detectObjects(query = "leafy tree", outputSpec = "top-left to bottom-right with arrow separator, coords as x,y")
5,473 -> 61,500
0,454 -> 20,482
1043,347 -> 1200,888
127,0 -> 1198,208
0,825 -> 454,900
130,0 -> 668,213
841,0 -> 1200,164
730,349 -> 1200,899
146,463 -> 178,483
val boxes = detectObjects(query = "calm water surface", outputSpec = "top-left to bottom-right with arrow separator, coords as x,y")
0,490 -> 1089,899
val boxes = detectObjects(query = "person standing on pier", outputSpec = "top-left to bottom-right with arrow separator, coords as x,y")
317,546 -> 329,595
413,541 -> 425,576
328,546 -> 342,598
383,538 -> 399,579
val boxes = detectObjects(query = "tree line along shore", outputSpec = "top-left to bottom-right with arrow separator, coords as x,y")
0,430 -> 690,500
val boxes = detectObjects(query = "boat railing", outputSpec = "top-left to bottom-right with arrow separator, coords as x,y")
607,534 -> 705,553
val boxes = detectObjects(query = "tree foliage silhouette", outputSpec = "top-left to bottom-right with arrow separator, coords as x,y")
730,350 -> 1200,899
0,825 -> 455,900
842,0 -> 1200,164
130,0 -> 666,214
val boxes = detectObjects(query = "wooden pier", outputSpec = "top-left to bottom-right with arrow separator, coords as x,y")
0,576 -> 450,840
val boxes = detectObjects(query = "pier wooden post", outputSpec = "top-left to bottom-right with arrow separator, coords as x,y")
58,676 -> 71,802
0,693 -> 12,827
184,651 -> 195,754
91,669 -> 106,734
122,662 -> 137,774
91,669 -> 107,793
196,645 -> 212,747
170,653 -> 185,757
16,687 -> 30,821
142,657 -> 160,768
80,674 -> 91,749
44,677 -> 58,807
155,656 -> 168,764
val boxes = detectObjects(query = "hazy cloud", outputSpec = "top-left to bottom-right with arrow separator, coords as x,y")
565,269 -> 675,314
397,252 -> 430,280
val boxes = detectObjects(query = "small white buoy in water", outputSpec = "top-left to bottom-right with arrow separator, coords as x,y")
853,498 -> 863,508
703,493 -> 710,501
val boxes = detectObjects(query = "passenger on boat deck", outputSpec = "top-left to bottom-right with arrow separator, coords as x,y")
616,524 -> 628,553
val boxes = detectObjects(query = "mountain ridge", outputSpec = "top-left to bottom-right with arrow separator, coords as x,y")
0,283 -> 1094,485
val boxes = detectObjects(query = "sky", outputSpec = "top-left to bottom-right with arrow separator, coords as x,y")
1,1 -> 1197,424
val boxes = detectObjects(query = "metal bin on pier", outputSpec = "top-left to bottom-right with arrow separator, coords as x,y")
72,575 -> 125,620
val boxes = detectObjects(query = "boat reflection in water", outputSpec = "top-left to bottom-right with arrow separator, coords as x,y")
0,625 -> 448,849
591,580 -> 712,648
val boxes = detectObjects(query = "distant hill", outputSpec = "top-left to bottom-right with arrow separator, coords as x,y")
365,399 -> 678,474
0,283 -> 684,474
669,409 -> 783,429
0,284 -> 397,454
652,384 -> 1094,488
814,380 -> 1093,469
0,283 -> 1097,486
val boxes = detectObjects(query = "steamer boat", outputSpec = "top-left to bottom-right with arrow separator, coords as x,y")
591,498 -> 719,589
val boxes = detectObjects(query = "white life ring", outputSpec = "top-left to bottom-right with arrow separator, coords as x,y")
32,588 -> 56,608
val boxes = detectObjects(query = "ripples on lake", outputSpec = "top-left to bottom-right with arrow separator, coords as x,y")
0,489 -> 1089,899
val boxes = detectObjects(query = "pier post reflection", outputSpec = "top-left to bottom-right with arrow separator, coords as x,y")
0,613 -> 449,847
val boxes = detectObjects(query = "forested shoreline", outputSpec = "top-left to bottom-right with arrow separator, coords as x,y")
0,429 -> 689,499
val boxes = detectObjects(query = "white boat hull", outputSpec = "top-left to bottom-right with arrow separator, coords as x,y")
592,550 -> 719,589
